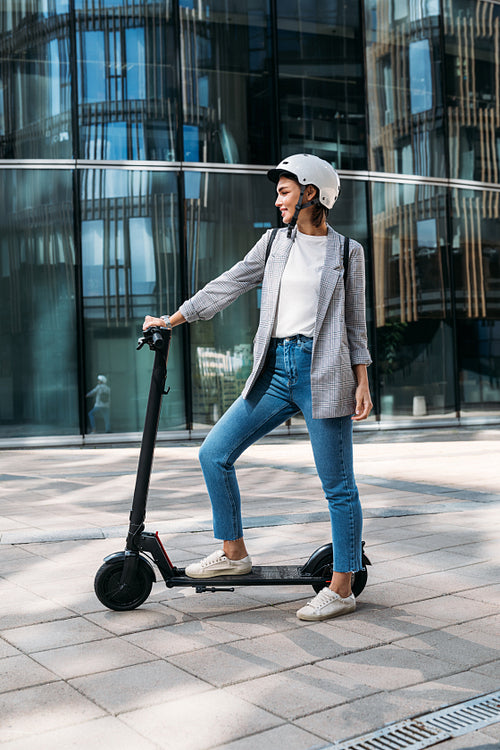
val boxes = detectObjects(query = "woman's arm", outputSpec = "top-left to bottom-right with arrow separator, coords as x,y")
143,311 -> 186,330
144,231 -> 272,331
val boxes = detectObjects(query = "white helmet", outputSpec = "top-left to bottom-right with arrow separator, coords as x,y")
267,153 -> 340,209
97,375 -> 107,384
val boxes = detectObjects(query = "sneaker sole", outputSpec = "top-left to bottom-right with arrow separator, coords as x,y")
296,605 -> 356,621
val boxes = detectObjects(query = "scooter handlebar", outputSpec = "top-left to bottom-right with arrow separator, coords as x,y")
137,326 -> 170,351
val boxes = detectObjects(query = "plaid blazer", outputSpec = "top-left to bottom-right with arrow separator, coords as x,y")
179,225 -> 372,418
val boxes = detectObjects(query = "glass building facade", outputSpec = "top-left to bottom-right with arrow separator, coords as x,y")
1,0 -> 499,442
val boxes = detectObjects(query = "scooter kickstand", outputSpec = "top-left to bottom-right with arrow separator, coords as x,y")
195,585 -> 235,593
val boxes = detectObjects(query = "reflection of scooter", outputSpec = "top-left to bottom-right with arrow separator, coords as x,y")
94,327 -> 371,611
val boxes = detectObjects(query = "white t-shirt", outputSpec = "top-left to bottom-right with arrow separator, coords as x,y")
272,229 -> 328,338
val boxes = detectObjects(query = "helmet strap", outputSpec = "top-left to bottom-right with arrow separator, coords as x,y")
286,186 -> 320,237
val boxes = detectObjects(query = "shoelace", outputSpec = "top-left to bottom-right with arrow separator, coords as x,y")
307,588 -> 339,610
200,550 -> 226,568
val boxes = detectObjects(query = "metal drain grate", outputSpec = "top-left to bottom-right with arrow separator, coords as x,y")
329,690 -> 500,750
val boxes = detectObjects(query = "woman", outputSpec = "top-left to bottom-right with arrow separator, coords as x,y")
144,153 -> 372,621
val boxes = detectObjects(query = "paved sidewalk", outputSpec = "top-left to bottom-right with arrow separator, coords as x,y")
0,428 -> 499,749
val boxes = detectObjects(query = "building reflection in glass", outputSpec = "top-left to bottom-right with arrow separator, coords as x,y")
372,180 -> 455,418
1,0 -> 499,439
277,1 -> 366,169
80,168 -> 185,432
444,0 -> 500,182
451,187 -> 500,411
0,4 -> 73,158
364,0 -> 446,177
179,0 -> 274,164
0,169 -> 79,436
77,1 -> 179,161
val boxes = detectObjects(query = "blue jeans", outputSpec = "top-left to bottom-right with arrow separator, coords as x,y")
199,335 -> 363,572
88,405 -> 110,433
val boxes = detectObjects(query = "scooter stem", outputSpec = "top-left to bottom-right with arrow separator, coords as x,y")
126,327 -> 171,552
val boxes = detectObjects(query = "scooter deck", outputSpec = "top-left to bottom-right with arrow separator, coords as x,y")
166,565 -> 325,587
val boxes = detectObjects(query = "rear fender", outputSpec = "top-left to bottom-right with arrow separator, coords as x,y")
300,541 -> 371,576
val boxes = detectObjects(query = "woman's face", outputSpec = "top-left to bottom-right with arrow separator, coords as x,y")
275,176 -> 315,225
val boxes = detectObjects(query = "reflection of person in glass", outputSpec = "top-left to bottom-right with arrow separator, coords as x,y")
144,154 -> 372,622
86,375 -> 111,434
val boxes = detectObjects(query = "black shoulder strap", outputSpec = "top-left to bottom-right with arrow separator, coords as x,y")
343,236 -> 350,284
265,228 -> 279,265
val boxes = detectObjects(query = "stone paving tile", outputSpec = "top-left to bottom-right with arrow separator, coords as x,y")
206,604 -> 305,639
70,659 -> 211,714
356,580 -> 438,607
123,619 -> 242,657
305,604 -> 450,644
294,690 -> 419,744
482,721 -> 500,741
118,690 -> 283,750
215,723 -> 326,750
31,636 -> 156,679
400,569 -> 495,596
458,583 -> 500,604
369,551 -> 489,584
0,636 -> 19,658
397,593 -> 499,625
86,602 -> 194,635
0,594 -> 77,630
394,669 -> 500,716
471,659 -> 500,678
432,732 -> 499,749
395,627 -> 500,670
168,625 -> 377,688
316,643 -> 457,691
164,589 -> 266,619
0,682 -> 106,743
225,663 -> 378,720
0,716 -> 158,750
1,616 -> 113,653
0,653 -> 59,693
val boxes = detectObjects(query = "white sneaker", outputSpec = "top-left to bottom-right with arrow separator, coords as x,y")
185,549 -> 252,579
296,587 -> 356,621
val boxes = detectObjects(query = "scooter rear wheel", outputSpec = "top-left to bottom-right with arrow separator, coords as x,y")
94,558 -> 154,611
311,551 -> 369,597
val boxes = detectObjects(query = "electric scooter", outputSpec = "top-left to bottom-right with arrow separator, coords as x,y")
94,326 -> 371,611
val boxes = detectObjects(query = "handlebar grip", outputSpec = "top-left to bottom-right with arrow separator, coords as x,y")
152,331 -> 164,349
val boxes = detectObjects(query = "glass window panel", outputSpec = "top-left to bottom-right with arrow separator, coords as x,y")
77,2 -> 178,161
364,1 -> 445,177
81,168 -> 184,433
444,2 -> 500,182
277,1 -> 366,170
125,27 -> 146,100
451,186 -> 500,414
372,181 -> 455,419
180,0 -> 274,164
0,11 -> 72,158
80,31 -> 106,103
409,40 -> 433,114
0,169 -> 78,437
184,172 -> 276,427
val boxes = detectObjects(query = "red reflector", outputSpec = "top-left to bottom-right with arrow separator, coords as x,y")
155,532 -> 173,567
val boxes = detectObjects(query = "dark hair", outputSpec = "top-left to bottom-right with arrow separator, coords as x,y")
311,201 -> 328,228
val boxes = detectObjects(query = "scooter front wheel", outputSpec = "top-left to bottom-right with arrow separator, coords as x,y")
94,557 -> 154,611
